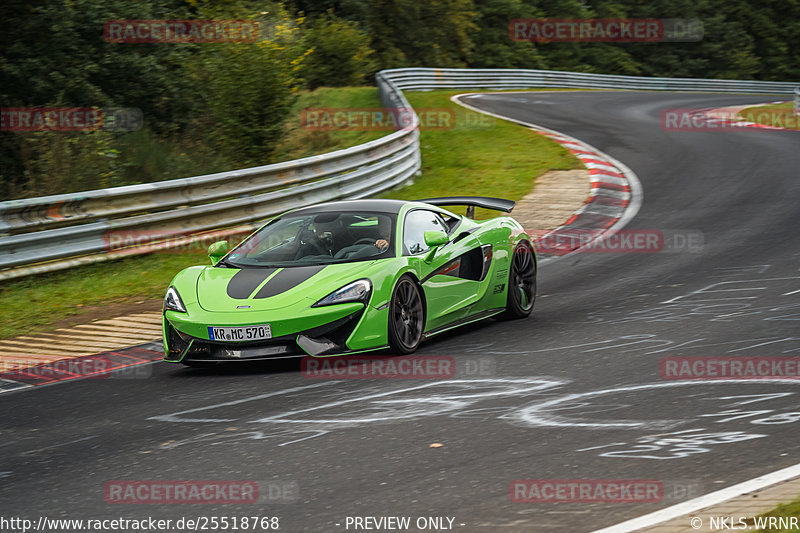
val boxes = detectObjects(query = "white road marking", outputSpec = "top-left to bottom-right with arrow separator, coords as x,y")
0,312 -> 162,373
91,319 -> 162,329
72,325 -> 159,337
0,340 -> 96,353
592,461 -> 800,533
53,328 -> 147,341
19,435 -> 98,457
20,334 -> 135,349
511,379 -> 800,430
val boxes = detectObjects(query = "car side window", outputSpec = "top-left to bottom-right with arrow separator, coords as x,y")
403,210 -> 447,255
439,212 -> 459,233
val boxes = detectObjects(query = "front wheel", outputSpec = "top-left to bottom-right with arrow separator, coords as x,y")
501,241 -> 536,319
388,275 -> 425,354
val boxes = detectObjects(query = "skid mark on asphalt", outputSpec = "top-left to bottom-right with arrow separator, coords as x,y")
527,272 -> 800,332
146,377 -> 800,463
149,378 -> 566,447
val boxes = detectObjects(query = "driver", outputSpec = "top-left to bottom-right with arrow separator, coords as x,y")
311,220 -> 340,253
374,217 -> 391,251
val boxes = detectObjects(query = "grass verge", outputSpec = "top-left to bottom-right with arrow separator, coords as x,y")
380,90 -> 580,218
0,88 -> 580,339
756,495 -> 800,532
0,251 -> 206,339
739,102 -> 799,130
272,86 -> 385,161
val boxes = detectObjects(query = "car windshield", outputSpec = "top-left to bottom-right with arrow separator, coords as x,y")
224,212 -> 395,268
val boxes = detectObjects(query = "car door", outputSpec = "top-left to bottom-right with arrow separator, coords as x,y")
402,209 -> 492,331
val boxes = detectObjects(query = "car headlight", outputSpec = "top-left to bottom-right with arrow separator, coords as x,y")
312,279 -> 371,307
163,286 -> 187,313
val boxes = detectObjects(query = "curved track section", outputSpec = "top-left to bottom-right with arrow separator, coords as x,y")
453,93 -> 644,263
2,92 -> 800,532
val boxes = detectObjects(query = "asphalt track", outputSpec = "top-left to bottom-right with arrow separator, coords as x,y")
2,91 -> 800,532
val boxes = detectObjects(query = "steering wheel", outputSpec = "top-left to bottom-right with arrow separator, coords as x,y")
353,238 -> 377,246
298,229 -> 327,256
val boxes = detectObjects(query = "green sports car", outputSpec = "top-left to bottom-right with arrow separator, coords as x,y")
162,197 -> 536,366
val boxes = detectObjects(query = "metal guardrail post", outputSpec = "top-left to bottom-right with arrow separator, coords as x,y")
795,88 -> 800,116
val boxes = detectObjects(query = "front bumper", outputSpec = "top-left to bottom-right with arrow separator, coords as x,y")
163,302 -> 380,362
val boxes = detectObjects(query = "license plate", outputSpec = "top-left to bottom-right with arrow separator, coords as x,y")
208,324 -> 271,342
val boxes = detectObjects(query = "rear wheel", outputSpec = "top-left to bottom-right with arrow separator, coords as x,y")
501,241 -> 536,319
388,275 -> 425,354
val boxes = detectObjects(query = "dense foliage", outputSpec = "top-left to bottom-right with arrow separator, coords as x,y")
2,0 -> 798,199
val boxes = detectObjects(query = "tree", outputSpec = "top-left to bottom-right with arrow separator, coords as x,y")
300,13 -> 376,88
367,0 -> 478,68
190,10 -> 305,165
468,0 -> 547,68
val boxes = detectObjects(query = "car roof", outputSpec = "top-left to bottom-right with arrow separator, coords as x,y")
289,199 -> 411,215
285,199 -> 463,225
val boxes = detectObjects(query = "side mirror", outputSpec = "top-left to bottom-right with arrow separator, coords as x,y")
207,240 -> 228,265
424,230 -> 449,248
423,230 -> 448,263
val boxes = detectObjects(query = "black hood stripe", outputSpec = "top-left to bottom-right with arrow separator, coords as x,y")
226,268 -> 278,299
253,265 -> 326,299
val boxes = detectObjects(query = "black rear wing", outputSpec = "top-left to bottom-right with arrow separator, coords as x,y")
417,196 -> 515,218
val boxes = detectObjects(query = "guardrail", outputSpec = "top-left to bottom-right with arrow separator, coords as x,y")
0,73 -> 419,279
380,68 -> 800,94
1,68 -> 796,280
795,88 -> 800,116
